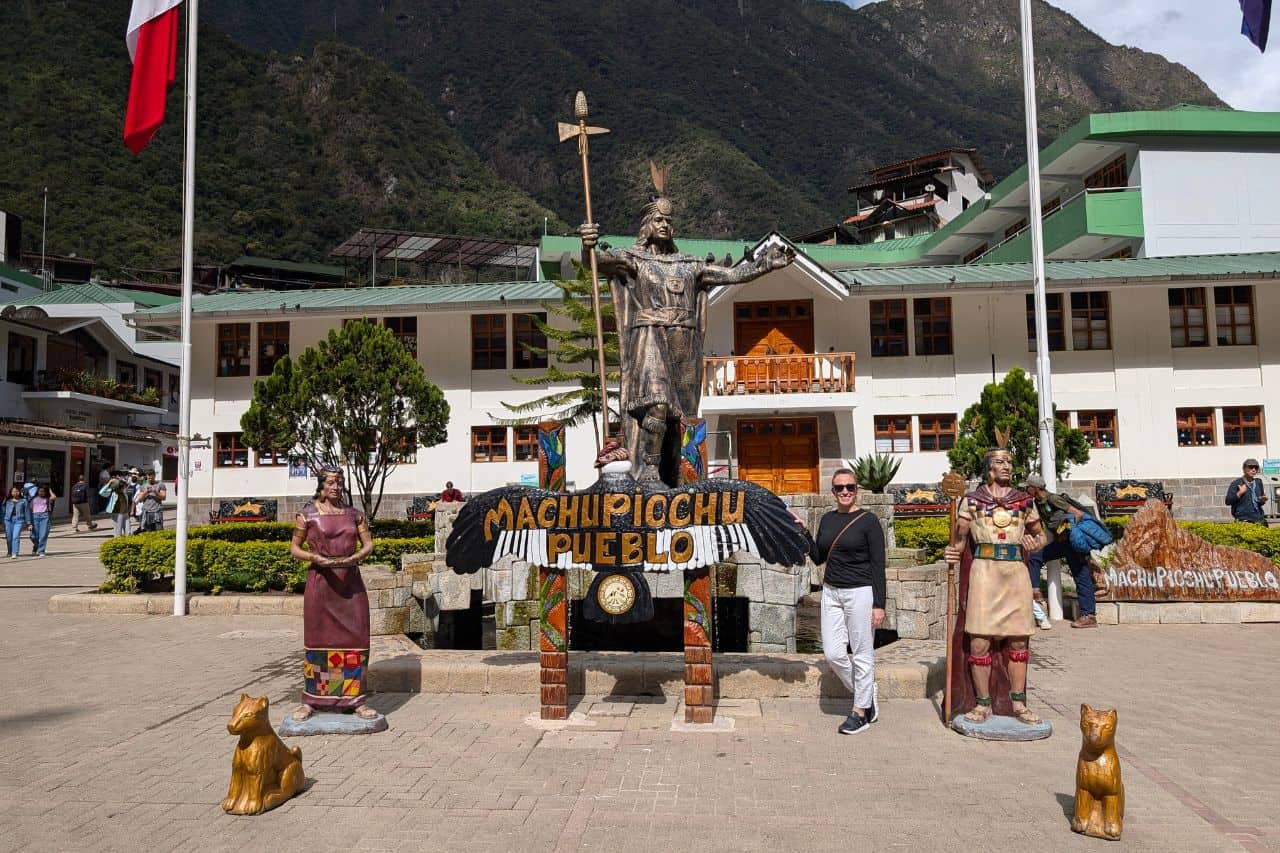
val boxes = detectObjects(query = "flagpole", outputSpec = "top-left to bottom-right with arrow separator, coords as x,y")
174,0 -> 198,617
1018,0 -> 1062,620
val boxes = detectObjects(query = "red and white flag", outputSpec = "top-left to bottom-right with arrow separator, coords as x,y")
123,0 -> 183,154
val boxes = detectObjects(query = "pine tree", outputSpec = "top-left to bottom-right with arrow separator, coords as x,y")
496,264 -> 621,449
947,367 -> 1090,483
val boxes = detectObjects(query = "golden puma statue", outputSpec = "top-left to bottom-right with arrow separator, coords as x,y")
1073,703 -> 1124,840
223,694 -> 305,815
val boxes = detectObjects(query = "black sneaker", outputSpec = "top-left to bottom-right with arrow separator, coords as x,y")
838,713 -> 870,735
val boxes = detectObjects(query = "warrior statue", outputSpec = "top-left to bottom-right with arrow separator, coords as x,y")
944,436 -> 1048,731
579,164 -> 794,486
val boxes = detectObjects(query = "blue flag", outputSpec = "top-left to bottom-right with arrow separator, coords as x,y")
1241,0 -> 1272,52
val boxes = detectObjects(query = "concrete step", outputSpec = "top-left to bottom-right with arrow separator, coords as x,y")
367,635 -> 945,700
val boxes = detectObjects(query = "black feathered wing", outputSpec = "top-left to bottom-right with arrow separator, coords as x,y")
444,485 -> 560,574
675,478 -> 813,569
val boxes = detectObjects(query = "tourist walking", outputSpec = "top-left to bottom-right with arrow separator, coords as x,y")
28,484 -> 56,557
100,477 -> 131,537
1225,458 -> 1268,525
807,468 -> 886,735
70,475 -> 98,532
3,486 -> 32,559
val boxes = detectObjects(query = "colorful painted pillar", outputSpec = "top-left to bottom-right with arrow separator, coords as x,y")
678,417 -> 708,486
537,421 -> 569,720
539,566 -> 569,720
680,416 -> 714,723
683,567 -> 714,723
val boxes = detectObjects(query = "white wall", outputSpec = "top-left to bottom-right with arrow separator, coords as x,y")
846,280 -> 1280,486
185,309 -> 600,503
1139,147 -> 1280,257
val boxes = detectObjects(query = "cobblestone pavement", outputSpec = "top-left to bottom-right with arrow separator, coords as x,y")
2,527 -> 1278,852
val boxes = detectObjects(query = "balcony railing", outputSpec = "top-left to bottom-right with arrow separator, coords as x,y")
703,352 -> 856,396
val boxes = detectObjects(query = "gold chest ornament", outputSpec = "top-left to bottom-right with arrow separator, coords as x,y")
597,573 -> 637,616
991,507 -> 1013,528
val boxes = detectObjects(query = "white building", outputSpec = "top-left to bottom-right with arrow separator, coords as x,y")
1,280 -> 181,512
132,108 -> 1280,520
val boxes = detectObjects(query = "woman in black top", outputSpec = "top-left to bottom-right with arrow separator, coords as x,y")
808,468 -> 886,735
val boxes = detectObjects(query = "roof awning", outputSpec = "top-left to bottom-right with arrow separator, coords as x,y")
0,419 -> 172,445
331,229 -> 538,269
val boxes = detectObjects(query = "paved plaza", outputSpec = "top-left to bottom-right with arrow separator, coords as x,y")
1,525 -> 1278,852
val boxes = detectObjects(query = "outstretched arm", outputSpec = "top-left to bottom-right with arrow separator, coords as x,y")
699,244 -> 794,289
580,223 -> 631,278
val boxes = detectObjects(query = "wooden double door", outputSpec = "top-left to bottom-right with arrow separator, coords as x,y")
737,417 -> 819,495
733,299 -> 814,392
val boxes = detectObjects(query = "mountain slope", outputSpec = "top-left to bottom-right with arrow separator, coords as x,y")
0,0 -> 563,272
205,0 -> 1224,239
1,0 -> 1225,271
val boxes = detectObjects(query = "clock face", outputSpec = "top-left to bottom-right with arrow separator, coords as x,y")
597,573 -> 637,616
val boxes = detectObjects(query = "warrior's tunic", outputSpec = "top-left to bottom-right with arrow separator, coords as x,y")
957,486 -> 1038,637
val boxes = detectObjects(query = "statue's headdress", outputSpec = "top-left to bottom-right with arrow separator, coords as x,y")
982,424 -> 1012,483
640,160 -> 670,219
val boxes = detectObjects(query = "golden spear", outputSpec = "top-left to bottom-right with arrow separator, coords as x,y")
558,91 -> 611,449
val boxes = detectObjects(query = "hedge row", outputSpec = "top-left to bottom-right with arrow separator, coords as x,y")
100,530 -> 434,593
891,516 -> 1280,568
127,518 -> 433,544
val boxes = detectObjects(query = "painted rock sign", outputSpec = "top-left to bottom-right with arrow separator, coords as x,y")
1104,500 -> 1280,602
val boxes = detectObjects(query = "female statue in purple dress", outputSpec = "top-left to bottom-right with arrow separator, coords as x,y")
288,466 -> 379,722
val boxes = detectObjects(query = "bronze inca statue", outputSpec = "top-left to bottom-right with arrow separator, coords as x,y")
580,172 -> 793,487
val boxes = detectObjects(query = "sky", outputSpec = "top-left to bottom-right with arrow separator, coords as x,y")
845,1 -> 1279,111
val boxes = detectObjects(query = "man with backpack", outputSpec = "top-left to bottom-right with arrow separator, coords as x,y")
70,475 -> 97,532
1021,474 -> 1109,629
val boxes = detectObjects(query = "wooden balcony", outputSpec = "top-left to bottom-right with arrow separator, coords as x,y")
703,352 -> 856,396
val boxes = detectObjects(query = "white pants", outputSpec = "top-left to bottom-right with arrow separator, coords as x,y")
821,585 -> 875,710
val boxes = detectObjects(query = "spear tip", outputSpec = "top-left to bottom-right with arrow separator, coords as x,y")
574,91 -> 588,120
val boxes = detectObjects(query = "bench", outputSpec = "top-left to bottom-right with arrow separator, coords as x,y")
890,484 -> 951,517
1094,480 -> 1173,515
406,495 -> 439,522
209,498 -> 279,524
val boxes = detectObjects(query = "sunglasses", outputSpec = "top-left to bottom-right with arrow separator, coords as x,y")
831,484 -> 858,493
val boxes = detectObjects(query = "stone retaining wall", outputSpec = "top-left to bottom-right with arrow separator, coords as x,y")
1094,600 -> 1280,624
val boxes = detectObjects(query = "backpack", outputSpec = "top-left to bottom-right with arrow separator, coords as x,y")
71,482 -> 88,503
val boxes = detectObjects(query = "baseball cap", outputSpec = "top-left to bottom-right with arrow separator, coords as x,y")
1244,458 -> 1261,469
1020,473 -> 1046,489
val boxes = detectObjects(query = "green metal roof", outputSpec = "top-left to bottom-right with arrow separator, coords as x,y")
538,232 -> 935,271
229,255 -> 346,278
836,252 -> 1280,289
0,263 -> 45,291
132,280 -> 564,321
7,283 -> 180,308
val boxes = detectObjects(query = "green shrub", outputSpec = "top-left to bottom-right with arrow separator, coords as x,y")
99,531 -> 433,594
370,519 -> 434,539
894,514 -> 1280,569
894,517 -> 950,563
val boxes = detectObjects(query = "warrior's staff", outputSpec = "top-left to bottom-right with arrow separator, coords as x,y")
940,470 -> 967,727
558,91 -> 611,450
